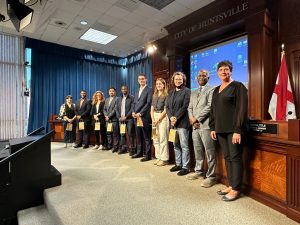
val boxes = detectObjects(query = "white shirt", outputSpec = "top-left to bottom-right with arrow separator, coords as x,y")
96,102 -> 100,113
121,95 -> 127,116
108,97 -> 113,106
138,85 -> 146,98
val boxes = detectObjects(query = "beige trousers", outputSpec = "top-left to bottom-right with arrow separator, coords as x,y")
153,112 -> 169,161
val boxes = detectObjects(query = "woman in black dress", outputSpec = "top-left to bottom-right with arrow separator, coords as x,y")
59,95 -> 76,148
209,60 -> 248,201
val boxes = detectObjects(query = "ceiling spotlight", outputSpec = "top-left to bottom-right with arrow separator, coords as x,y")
80,20 -> 88,25
7,0 -> 33,32
147,44 -> 157,54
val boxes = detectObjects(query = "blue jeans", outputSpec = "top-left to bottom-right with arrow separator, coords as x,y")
120,119 -> 135,152
173,128 -> 190,169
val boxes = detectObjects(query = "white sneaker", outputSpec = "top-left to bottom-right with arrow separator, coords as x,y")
98,145 -> 103,150
64,143 -> 67,148
72,142 -> 76,147
153,159 -> 160,165
186,173 -> 204,180
93,145 -> 99,149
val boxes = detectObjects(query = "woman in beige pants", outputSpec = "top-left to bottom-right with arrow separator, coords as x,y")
151,78 -> 169,166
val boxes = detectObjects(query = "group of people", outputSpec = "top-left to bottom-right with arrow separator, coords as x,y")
59,60 -> 248,202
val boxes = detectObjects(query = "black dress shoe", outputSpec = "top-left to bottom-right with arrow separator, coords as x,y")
73,144 -> 82,148
131,154 -> 143,159
170,165 -> 182,172
118,151 -> 126,155
217,190 -> 229,195
140,157 -> 151,162
83,145 -> 89,149
177,168 -> 189,176
221,193 -> 240,202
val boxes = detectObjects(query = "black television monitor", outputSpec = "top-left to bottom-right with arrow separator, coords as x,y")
190,36 -> 248,90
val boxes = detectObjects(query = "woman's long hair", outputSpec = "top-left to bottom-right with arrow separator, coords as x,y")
153,78 -> 168,97
92,91 -> 105,105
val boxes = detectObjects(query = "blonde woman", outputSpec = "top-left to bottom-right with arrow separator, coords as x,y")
92,91 -> 108,150
151,78 -> 169,166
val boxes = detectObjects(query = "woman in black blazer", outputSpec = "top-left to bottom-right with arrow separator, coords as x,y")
92,91 -> 108,150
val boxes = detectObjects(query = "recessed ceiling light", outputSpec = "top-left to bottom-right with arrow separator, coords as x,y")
80,20 -> 88,25
102,51 -> 105,54
80,28 -> 117,45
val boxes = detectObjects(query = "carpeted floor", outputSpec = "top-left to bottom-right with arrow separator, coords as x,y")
45,142 -> 298,225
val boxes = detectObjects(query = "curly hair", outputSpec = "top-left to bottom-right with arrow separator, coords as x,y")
92,91 -> 105,105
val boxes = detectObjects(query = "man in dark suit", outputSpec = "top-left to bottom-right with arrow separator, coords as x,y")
74,90 -> 92,149
166,72 -> 191,176
104,87 -> 119,152
132,73 -> 152,161
116,85 -> 135,155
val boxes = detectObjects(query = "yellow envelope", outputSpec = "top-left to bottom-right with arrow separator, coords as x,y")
66,123 -> 73,131
78,121 -> 84,130
120,124 -> 126,134
107,122 -> 113,132
168,128 -> 177,142
95,122 -> 101,131
136,117 -> 143,127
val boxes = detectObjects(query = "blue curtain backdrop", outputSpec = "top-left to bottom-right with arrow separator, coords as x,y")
26,39 -> 152,132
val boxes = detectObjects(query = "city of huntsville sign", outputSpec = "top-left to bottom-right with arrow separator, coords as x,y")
174,1 -> 249,40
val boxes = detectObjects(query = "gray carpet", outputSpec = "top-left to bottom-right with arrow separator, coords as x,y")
19,142 -> 299,225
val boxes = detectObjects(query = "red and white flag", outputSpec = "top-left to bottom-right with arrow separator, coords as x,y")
268,52 -> 296,120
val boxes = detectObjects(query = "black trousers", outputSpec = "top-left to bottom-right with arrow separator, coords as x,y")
95,123 -> 107,147
135,118 -> 152,159
77,120 -> 91,146
217,133 -> 243,191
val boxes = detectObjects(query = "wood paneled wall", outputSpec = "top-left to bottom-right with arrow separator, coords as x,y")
151,0 -> 300,223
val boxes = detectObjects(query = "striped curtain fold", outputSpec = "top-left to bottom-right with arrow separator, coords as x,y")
0,32 -> 26,140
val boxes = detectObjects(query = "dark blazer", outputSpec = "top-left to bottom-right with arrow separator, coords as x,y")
166,86 -> 191,129
92,101 -> 105,124
104,96 -> 118,122
132,86 -> 152,122
75,98 -> 92,121
116,94 -> 134,120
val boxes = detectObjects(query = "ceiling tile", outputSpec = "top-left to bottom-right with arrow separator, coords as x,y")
105,5 -> 131,19
41,24 -> 66,41
122,13 -> 146,25
133,3 -> 160,18
53,10 -> 77,25
59,0 -> 84,15
79,7 -> 103,21
97,14 -> 120,27
161,1 -> 193,18
86,0 -> 113,13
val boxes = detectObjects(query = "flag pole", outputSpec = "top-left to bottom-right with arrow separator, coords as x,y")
281,43 -> 285,58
